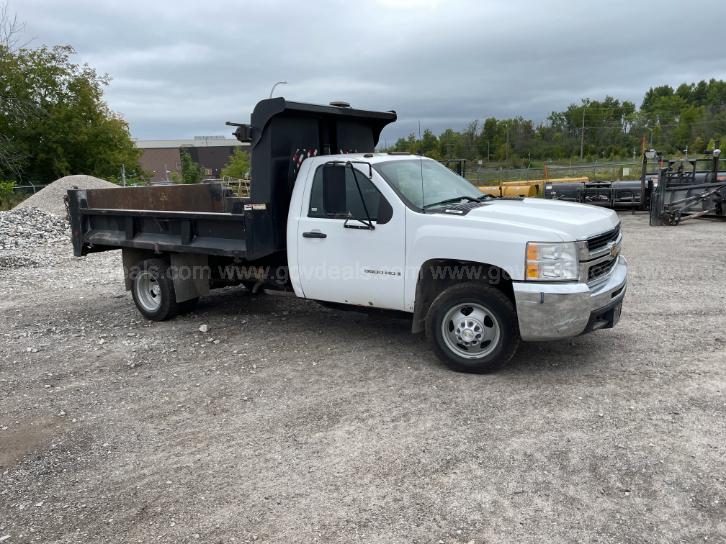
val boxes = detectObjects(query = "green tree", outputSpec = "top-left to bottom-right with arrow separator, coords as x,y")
179,151 -> 203,184
0,179 -> 13,199
438,128 -> 460,159
0,11 -> 140,182
221,148 -> 250,179
0,179 -> 19,210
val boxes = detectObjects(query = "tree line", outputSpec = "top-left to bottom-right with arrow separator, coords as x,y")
388,80 -> 726,165
0,3 -> 141,184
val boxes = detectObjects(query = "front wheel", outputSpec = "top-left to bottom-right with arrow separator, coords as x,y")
425,282 -> 520,373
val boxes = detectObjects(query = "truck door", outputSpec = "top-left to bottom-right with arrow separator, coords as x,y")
296,163 -> 406,310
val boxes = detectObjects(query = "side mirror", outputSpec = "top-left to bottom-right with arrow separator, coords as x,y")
322,165 -> 347,215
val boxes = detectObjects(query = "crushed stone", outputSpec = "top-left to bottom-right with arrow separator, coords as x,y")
15,175 -> 117,217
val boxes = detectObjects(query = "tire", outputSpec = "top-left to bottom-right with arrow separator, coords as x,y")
130,258 -> 178,321
425,282 -> 520,373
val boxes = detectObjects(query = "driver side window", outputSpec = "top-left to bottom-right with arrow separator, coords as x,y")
308,165 -> 384,221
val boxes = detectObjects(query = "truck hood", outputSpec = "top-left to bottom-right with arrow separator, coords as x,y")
464,198 -> 619,241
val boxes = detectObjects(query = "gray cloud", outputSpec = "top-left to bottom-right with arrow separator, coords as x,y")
14,0 -> 726,143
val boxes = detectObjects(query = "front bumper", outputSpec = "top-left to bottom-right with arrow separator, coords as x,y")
512,256 -> 628,341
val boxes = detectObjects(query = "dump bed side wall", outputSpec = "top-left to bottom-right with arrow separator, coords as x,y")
85,184 -> 229,212
66,184 -> 271,260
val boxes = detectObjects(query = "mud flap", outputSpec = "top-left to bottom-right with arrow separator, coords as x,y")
169,254 -> 211,303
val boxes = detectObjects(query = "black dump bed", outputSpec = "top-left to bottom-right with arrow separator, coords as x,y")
67,98 -> 396,260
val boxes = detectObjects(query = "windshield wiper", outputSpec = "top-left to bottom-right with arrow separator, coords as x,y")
423,196 -> 480,209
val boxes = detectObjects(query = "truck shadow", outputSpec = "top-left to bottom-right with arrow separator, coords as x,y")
507,333 -> 623,375
198,289 -> 618,375
177,288 -> 625,375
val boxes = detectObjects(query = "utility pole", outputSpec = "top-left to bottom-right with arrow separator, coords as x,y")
121,163 -> 126,186
417,120 -> 422,155
505,124 -> 509,163
645,125 -> 654,149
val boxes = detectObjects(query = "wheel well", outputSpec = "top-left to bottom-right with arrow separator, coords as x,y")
411,259 -> 513,333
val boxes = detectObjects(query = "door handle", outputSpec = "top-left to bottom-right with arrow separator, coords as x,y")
302,231 -> 327,239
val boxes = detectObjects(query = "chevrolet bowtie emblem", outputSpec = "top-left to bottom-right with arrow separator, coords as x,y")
609,242 -> 620,258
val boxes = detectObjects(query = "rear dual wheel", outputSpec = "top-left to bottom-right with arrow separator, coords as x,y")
131,259 -> 198,321
426,282 -> 520,373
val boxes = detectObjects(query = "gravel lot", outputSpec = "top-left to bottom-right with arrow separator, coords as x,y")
1,212 -> 724,543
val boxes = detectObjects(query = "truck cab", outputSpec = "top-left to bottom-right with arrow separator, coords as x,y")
287,153 -> 627,371
67,98 -> 627,373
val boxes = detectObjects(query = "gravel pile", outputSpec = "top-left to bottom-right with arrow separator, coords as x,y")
16,175 -> 117,217
0,207 -> 70,269
2,175 -> 116,269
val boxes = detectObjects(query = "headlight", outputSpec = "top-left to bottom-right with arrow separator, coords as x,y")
525,241 -> 579,281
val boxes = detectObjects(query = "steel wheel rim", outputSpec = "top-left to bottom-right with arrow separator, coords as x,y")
441,302 -> 500,359
136,271 -> 162,312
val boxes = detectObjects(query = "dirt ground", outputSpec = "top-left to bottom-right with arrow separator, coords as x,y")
1,212 -> 724,543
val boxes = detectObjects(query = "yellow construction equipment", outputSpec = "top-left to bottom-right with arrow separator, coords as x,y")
502,181 -> 541,197
479,185 -> 502,197
478,177 -> 588,198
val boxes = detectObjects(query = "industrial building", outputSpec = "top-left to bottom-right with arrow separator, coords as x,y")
135,137 -> 250,181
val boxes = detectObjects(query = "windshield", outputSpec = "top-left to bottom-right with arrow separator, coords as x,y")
374,159 -> 482,209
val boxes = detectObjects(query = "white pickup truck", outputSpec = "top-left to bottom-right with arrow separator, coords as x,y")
67,99 -> 627,372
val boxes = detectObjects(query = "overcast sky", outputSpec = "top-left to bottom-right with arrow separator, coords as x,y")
13,0 -> 726,143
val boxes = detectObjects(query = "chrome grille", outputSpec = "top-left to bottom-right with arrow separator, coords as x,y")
587,225 -> 620,252
580,225 -> 623,283
587,257 -> 617,282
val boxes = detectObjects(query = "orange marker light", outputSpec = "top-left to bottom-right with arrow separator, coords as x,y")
526,244 -> 538,261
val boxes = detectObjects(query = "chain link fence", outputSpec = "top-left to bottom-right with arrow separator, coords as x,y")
467,161 -> 646,185
12,182 -> 51,195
